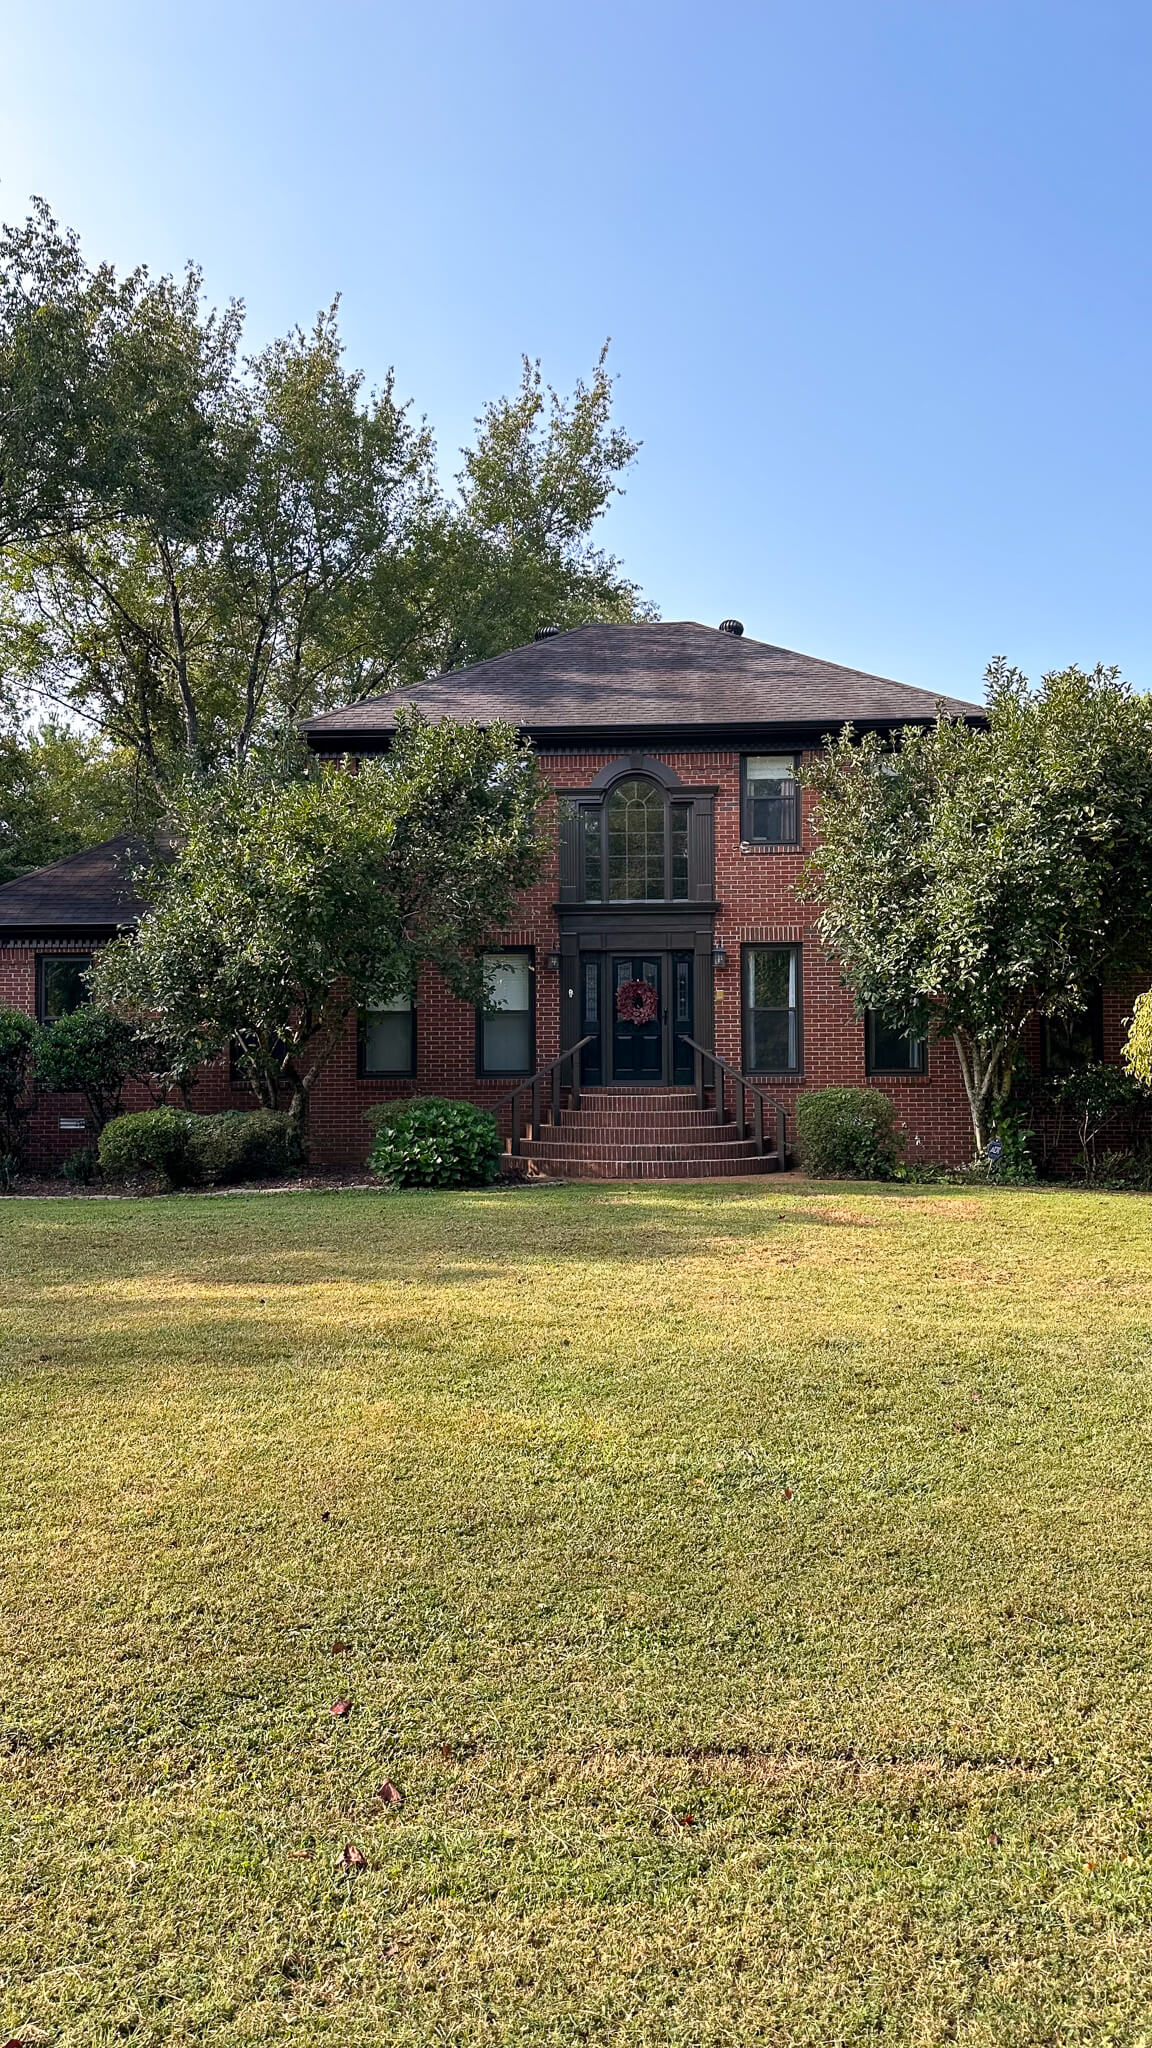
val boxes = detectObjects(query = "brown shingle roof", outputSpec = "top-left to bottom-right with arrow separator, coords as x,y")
301,621 -> 983,750
0,836 -> 149,936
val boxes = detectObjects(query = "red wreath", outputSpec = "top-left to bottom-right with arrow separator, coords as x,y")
616,977 -> 659,1026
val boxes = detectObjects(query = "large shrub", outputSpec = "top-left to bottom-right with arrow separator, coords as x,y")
0,1005 -> 39,1166
795,1086 -> 903,1180
35,1005 -> 136,1131
366,1097 -> 501,1189
99,1107 -> 196,1184
97,1106 -> 298,1187
186,1110 -> 297,1185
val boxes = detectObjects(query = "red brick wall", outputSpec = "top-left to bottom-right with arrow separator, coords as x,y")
304,748 -> 981,1167
8,749 -> 1146,1173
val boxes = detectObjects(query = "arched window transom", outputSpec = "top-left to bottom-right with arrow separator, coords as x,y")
569,772 -> 701,904
607,778 -> 665,900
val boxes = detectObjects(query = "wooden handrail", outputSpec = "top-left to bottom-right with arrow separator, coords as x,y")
497,1034 -> 596,1155
676,1034 -> 790,1164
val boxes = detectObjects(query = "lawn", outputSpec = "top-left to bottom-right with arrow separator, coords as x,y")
2,1181 -> 1152,2046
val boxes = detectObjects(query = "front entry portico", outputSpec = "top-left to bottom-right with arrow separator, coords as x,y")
569,938 -> 704,1086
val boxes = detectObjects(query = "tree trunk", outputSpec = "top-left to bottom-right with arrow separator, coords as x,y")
951,1030 -> 1006,1156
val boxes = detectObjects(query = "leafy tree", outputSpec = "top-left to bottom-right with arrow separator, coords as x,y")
1123,993 -> 1152,1088
0,720 -> 147,883
34,1005 -> 139,1132
0,205 -> 647,790
433,349 -> 649,671
1057,1062 -> 1144,1178
92,711 -> 546,1139
0,199 -> 239,549
0,1004 -> 38,1162
803,662 -> 1152,1154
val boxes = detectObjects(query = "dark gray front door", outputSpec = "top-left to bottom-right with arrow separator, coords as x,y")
611,955 -> 663,1082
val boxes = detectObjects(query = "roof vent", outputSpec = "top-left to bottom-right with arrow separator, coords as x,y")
718,618 -> 744,637
534,624 -> 561,641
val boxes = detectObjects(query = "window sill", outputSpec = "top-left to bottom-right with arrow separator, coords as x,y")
739,841 -> 802,855
867,1071 -> 931,1084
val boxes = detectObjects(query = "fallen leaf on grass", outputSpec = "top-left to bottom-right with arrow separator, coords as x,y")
376,1779 -> 404,1808
342,1843 -> 367,1870
783,1487 -> 793,1501
331,1641 -> 351,1655
289,1850 -> 313,1861
330,1698 -> 352,1718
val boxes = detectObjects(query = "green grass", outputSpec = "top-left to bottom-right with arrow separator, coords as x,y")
2,1181 -> 1152,2045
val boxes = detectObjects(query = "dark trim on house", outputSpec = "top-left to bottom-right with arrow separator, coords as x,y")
1040,991 -> 1105,1075
864,1009 -> 928,1077
739,752 -> 802,847
0,924 -> 125,943
740,940 -> 804,1079
583,753 -> 685,790
475,946 -> 536,1079
309,716 -> 975,759
36,951 -> 94,1024
357,998 -> 417,1080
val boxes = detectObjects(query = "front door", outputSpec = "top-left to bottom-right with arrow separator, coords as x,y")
612,955 -> 663,1082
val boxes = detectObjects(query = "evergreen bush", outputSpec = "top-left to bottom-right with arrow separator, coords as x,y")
98,1108 -> 197,1184
35,1006 -> 136,1131
0,1005 -> 39,1164
186,1109 -> 297,1185
365,1097 -> 501,1189
795,1086 -> 903,1180
97,1106 -> 298,1187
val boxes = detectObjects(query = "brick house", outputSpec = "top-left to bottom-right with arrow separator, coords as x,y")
1,619 -> 1130,1175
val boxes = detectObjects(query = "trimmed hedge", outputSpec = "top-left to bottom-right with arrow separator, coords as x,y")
795,1085 -> 903,1181
365,1096 -> 501,1189
98,1108 -> 196,1183
187,1110 -> 297,1185
98,1107 -> 298,1187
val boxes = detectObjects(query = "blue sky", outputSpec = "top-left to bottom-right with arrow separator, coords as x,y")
3,0 -> 1149,698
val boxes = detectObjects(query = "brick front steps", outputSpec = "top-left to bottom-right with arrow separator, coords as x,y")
514,1086 -> 786,1181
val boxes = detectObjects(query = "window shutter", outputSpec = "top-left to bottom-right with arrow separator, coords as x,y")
689,794 -> 715,899
556,800 -> 581,902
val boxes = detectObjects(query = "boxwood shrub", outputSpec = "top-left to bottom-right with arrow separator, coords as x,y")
795,1085 -> 903,1181
187,1109 -> 297,1185
365,1097 -> 502,1189
98,1107 -> 197,1184
98,1107 -> 298,1187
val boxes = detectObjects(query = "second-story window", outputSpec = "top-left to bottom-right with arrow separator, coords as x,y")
571,776 -> 695,903
559,763 -> 712,906
607,779 -> 666,899
742,755 -> 801,845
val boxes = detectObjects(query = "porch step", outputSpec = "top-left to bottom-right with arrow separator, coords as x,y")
509,1084 -> 787,1182
545,1154 -> 779,1180
522,1136 -> 765,1163
555,1105 -> 728,1130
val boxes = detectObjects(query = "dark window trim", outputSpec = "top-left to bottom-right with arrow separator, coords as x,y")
1040,991 -> 1105,1075
740,942 -> 803,1077
36,952 -> 94,1024
740,753 -> 802,847
576,771 -> 696,905
475,946 -> 536,1078
357,996 -> 417,1079
864,1009 -> 928,1078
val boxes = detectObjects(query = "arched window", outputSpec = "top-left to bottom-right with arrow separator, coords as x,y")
559,759 -> 712,905
606,779 -> 665,900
